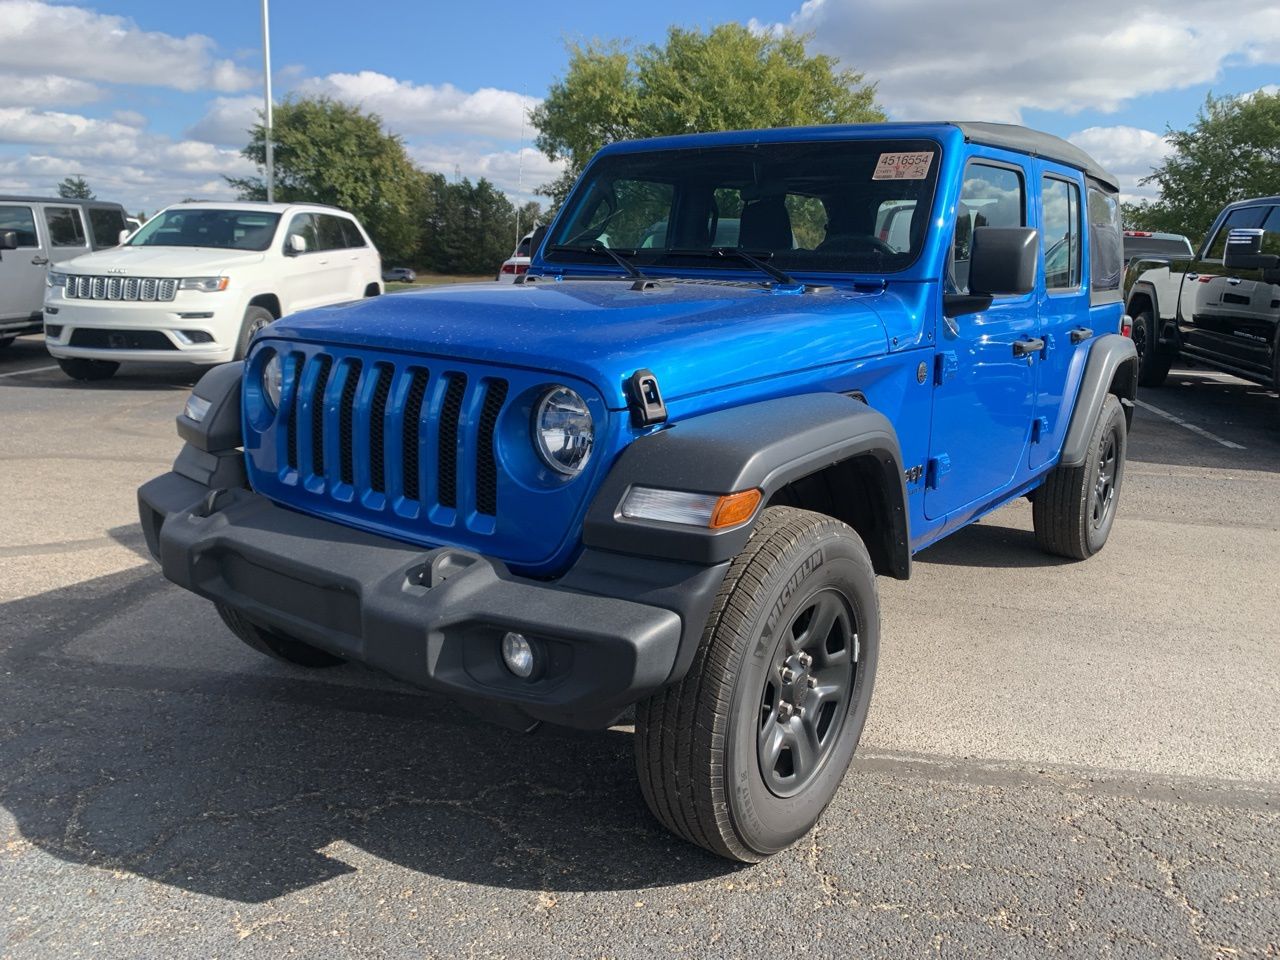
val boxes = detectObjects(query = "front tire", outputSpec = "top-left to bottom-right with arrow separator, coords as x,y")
1033,394 -> 1127,560
216,603 -> 345,667
57,357 -> 119,381
1133,310 -> 1172,387
234,305 -> 275,360
635,506 -> 879,862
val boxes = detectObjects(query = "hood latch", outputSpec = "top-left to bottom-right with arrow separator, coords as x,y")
627,369 -> 668,427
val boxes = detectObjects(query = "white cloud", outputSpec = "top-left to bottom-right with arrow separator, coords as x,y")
185,95 -> 263,147
0,0 -> 253,93
409,144 -> 565,201
1067,126 -> 1173,199
753,0 -> 1280,121
299,71 -> 537,140
0,108 -> 141,147
0,73 -> 101,107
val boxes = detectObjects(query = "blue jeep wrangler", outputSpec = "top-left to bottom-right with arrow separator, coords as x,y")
139,122 -> 1136,862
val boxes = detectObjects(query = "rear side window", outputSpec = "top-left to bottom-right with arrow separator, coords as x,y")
339,218 -> 366,248
1042,177 -> 1082,291
952,162 -> 1025,293
1261,207 -> 1280,257
316,214 -> 349,251
45,206 -> 87,247
88,206 -> 126,248
1088,184 -> 1123,301
1207,206 -> 1268,259
0,205 -> 38,247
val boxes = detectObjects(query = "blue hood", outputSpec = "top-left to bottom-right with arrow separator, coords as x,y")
270,280 -> 891,408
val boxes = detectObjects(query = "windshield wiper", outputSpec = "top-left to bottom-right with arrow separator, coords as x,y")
548,243 -> 644,279
663,247 -> 797,286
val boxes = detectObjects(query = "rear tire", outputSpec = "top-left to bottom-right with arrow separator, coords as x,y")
234,305 -> 275,360
57,357 -> 119,381
216,603 -> 345,667
1033,394 -> 1127,560
1133,310 -> 1172,387
635,506 -> 879,862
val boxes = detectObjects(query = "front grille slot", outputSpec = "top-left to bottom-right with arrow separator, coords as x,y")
286,354 -> 300,471
368,364 -> 394,494
401,369 -> 430,501
476,379 -> 509,516
66,275 -> 176,301
338,360 -> 362,486
437,374 -> 467,509
310,355 -> 333,477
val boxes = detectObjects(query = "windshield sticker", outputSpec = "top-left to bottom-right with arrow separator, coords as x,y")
873,152 -> 933,180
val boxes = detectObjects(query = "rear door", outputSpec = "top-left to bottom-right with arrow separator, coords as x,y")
315,214 -> 360,301
0,202 -> 48,323
925,155 -> 1039,520
42,205 -> 90,266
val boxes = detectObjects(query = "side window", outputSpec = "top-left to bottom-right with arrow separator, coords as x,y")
1042,176 -> 1082,291
1207,206 -> 1268,259
285,213 -> 319,253
316,214 -> 349,251
340,218 -> 366,248
45,206 -> 87,247
1087,184 -> 1122,298
0,205 -> 39,247
88,207 -> 126,248
1260,207 -> 1280,257
952,162 -> 1024,293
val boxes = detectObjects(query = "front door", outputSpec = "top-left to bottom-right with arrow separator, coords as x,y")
925,157 -> 1038,520
0,203 -> 48,323
280,213 -> 341,312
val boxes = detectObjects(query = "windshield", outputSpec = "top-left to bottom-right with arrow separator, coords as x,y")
547,139 -> 941,276
128,209 -> 281,251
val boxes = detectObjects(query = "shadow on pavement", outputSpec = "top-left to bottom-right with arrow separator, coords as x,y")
913,519 -> 1071,569
0,559 -> 738,903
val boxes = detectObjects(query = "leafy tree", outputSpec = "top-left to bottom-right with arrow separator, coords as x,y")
57,176 -> 94,199
1125,90 -> 1280,240
228,96 -> 421,262
417,174 -> 539,274
532,24 -> 884,204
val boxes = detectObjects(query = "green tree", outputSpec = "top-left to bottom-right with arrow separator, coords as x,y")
56,175 -> 94,199
532,24 -> 884,204
417,175 -> 537,275
1125,90 -> 1280,240
228,96 -> 421,262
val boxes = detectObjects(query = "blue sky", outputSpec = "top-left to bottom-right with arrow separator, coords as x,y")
2,0 -> 1277,215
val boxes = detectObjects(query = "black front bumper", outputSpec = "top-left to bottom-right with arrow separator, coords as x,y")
138,470 -> 726,728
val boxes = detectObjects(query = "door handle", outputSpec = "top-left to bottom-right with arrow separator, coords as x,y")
1012,337 -> 1046,357
31,256 -> 49,265
1069,326 -> 1093,344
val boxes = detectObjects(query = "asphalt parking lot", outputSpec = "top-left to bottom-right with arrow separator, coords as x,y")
1,334 -> 1277,959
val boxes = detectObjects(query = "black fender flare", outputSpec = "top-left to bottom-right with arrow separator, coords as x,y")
1059,334 -> 1137,468
1125,278 -> 1162,321
583,392 -> 910,577
176,360 -> 244,453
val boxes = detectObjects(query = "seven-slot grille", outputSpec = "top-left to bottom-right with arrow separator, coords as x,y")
64,275 -> 178,302
278,351 -> 510,520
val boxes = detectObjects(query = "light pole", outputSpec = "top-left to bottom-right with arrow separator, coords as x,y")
261,0 -> 274,202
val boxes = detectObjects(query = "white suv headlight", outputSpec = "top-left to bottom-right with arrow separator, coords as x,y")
47,270 -> 67,288
179,276 -> 229,292
534,386 -> 593,475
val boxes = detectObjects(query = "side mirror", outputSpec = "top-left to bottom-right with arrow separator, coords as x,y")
969,226 -> 1039,296
528,224 -> 548,262
286,234 -> 307,256
0,229 -> 16,255
118,228 -> 132,245
1224,228 -> 1278,270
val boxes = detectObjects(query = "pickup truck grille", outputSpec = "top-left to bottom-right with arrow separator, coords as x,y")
64,275 -> 178,302
276,350 -> 509,518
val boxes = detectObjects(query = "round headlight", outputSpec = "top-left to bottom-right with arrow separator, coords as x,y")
534,386 -> 594,476
262,351 -> 283,411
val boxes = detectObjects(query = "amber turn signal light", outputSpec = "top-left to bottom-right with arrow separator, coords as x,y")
710,489 -> 762,529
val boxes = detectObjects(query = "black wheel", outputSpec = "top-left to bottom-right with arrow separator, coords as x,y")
57,357 -> 119,381
0,336 -> 14,350
1132,310 -> 1172,387
635,506 -> 879,862
234,305 -> 275,360
216,603 -> 345,667
1033,394 -> 1127,560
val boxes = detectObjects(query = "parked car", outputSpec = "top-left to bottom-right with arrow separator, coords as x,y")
383,266 -> 416,283
0,195 -> 130,349
42,201 -> 382,381
496,232 -> 533,282
139,122 -> 1134,862
1125,198 -> 1280,388
1122,230 -> 1193,269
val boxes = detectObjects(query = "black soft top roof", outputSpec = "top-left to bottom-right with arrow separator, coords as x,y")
952,122 -> 1119,191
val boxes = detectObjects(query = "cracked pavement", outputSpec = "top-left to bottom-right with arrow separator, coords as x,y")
1,337 -> 1278,958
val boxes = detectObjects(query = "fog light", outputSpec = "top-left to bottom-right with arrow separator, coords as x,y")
501,632 -> 536,679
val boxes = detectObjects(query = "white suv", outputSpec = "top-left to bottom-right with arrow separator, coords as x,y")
43,201 -> 382,381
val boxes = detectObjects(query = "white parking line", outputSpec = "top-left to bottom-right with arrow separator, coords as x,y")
1134,398 -> 1246,450
0,364 -> 58,379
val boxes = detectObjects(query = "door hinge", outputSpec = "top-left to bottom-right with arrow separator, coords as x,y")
934,351 -> 958,385
1031,416 -> 1049,443
926,454 -> 951,489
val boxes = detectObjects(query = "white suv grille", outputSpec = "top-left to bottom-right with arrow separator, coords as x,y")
65,275 -> 178,302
